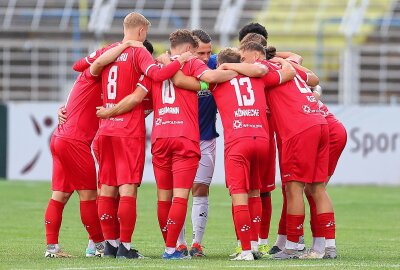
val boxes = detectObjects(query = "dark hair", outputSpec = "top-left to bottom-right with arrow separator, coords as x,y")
217,48 -> 241,65
191,29 -> 212,43
143,39 -> 154,55
239,41 -> 266,57
238,22 -> 268,41
169,29 -> 199,49
240,33 -> 267,47
265,46 -> 276,60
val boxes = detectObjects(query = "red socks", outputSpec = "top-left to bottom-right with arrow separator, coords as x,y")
157,200 -> 172,243
118,196 -> 137,243
278,187 -> 287,235
318,212 -> 335,240
98,196 -> 119,240
286,214 -> 305,243
248,197 -> 262,242
233,205 -> 252,251
306,195 -> 324,237
165,197 -> 188,248
45,199 -> 65,244
260,194 -> 272,239
80,200 -> 104,243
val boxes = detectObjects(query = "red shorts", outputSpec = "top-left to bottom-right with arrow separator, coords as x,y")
280,124 -> 329,184
50,136 -> 97,193
98,135 -> 145,187
261,124 -> 276,193
225,137 -> 270,195
328,121 -> 347,176
152,137 -> 200,189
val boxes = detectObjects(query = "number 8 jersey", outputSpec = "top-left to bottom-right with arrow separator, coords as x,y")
99,47 -> 155,138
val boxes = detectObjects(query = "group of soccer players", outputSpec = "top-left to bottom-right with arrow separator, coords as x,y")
44,11 -> 347,261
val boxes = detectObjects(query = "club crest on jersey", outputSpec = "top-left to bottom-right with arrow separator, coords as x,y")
233,120 -> 243,129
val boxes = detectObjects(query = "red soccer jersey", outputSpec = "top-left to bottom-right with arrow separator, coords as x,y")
261,60 -> 327,142
54,69 -> 102,144
148,58 -> 209,144
211,75 -> 272,144
98,47 -> 182,137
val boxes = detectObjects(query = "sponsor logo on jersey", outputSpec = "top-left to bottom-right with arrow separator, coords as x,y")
198,90 -> 212,97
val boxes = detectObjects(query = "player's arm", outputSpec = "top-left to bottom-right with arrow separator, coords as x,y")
198,69 -> 238,84
288,61 -> 319,87
96,86 -> 148,119
270,57 -> 296,84
140,51 -> 194,82
90,42 -> 132,76
171,71 -> 205,91
276,51 -> 303,65
217,62 -> 268,77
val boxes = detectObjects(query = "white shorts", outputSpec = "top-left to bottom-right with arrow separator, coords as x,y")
194,138 -> 216,186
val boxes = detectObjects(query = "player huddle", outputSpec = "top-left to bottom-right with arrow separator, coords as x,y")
44,12 -> 347,261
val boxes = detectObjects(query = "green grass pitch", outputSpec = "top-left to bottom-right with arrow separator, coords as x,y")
0,180 -> 399,270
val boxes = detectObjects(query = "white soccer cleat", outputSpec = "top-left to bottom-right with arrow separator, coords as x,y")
299,249 -> 325,259
230,252 -> 254,261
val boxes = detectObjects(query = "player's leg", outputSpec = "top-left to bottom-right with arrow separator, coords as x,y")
189,138 -> 216,257
324,121 -> 346,258
226,139 -> 255,261
273,128 -> 320,260
163,139 -> 199,259
44,191 -> 73,258
97,135 -> 120,258
45,136 -> 74,258
114,137 -> 145,259
78,190 -> 105,257
301,124 -> 333,259
115,184 -> 140,258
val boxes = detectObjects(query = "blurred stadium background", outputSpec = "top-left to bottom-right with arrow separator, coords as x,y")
0,0 -> 399,185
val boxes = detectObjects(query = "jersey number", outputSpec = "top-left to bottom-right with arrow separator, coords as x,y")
294,74 -> 312,94
162,80 -> 176,104
107,65 -> 118,99
230,77 -> 255,106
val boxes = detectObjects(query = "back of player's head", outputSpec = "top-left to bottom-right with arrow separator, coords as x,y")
265,46 -> 277,60
239,41 -> 266,57
240,33 -> 267,47
143,39 -> 154,55
238,22 -> 268,41
169,29 -> 199,49
217,48 -> 241,65
192,29 -> 212,44
123,12 -> 151,29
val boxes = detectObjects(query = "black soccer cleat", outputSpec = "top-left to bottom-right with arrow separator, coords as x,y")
116,243 -> 144,259
268,245 -> 282,255
103,241 -> 118,258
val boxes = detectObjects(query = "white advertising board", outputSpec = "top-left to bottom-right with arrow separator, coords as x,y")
7,103 -> 400,185
7,102 -> 62,181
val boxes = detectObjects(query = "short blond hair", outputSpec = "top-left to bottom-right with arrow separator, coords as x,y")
241,33 -> 267,47
123,12 -> 151,29
217,47 -> 241,65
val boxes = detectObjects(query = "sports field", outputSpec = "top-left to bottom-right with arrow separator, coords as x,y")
0,180 -> 399,270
